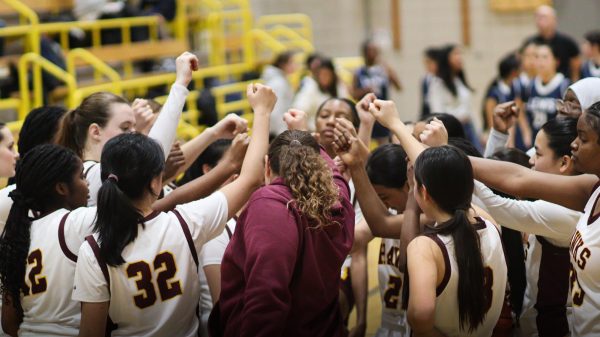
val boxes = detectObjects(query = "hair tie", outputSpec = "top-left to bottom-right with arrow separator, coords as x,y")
289,139 -> 302,147
108,174 -> 119,182
8,189 -> 35,207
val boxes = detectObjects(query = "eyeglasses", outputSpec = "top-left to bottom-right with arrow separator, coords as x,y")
556,99 -> 582,115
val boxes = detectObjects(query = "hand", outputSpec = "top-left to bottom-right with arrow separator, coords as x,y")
333,156 -> 352,182
221,133 -> 250,172
368,99 -> 401,129
419,117 -> 448,147
175,51 -> 199,87
492,101 -> 518,134
283,109 -> 308,131
163,142 -> 186,182
132,98 -> 155,135
212,114 -> 248,140
356,93 -> 377,126
247,83 -> 277,115
333,118 -> 370,167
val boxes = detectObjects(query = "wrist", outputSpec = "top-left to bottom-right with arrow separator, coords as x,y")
492,127 -> 508,135
204,127 -> 219,141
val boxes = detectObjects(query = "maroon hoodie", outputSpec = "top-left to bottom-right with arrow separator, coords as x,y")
208,148 -> 355,337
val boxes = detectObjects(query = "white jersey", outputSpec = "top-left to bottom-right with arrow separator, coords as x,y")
426,218 -> 507,337
198,218 -> 236,337
474,181 -> 579,336
73,192 -> 228,337
19,207 -> 96,337
375,237 -> 408,337
0,184 -> 16,233
83,160 -> 101,207
569,183 -> 600,336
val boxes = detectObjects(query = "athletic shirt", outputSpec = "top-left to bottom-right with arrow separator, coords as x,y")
0,184 -> 16,233
484,79 -> 521,130
72,191 -> 228,337
569,182 -> 600,336
517,73 -> 533,102
424,218 -> 507,337
377,237 -> 408,337
83,160 -> 100,207
198,218 -> 237,337
580,60 -> 600,79
525,73 -> 570,139
19,207 -> 97,337
473,182 -> 580,336
355,64 -> 390,99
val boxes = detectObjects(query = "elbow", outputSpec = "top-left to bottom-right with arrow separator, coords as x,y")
407,304 -> 436,335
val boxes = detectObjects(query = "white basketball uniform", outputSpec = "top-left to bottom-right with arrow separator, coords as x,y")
18,207 -> 96,337
72,191 -> 228,337
375,237 -> 408,337
83,160 -> 101,207
425,218 -> 507,337
569,183 -> 600,336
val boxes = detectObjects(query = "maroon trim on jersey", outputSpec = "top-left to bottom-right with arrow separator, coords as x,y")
58,212 -> 77,262
172,209 -> 199,268
143,210 -> 160,222
534,236 -> 570,337
588,188 -> 600,226
85,236 -> 110,287
424,234 -> 451,296
83,161 -> 98,179
225,223 -> 233,239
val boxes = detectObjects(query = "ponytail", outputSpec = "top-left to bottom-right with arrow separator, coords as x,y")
95,133 -> 164,266
414,146 -> 487,332
0,144 -> 80,309
55,92 -> 128,159
429,208 -> 486,332
269,130 -> 339,228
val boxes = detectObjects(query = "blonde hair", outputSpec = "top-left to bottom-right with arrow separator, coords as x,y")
268,130 -> 339,228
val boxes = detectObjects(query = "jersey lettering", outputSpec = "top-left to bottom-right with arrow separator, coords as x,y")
383,275 -> 403,309
25,249 -> 47,296
126,252 -> 182,309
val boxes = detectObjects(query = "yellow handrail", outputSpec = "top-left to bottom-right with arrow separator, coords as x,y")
66,48 -> 122,89
267,25 -> 314,53
18,53 -> 77,119
256,14 -> 313,43
251,28 -> 287,60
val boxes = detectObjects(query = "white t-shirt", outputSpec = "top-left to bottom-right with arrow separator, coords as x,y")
19,207 -> 97,337
72,192 -> 228,337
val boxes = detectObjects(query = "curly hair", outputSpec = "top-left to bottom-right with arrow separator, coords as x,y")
268,130 -> 339,228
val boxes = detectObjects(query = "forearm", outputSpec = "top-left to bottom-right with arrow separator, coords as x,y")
470,156 -> 531,197
148,83 -> 189,158
177,127 -> 219,175
357,120 -> 374,149
350,246 -> 368,328
389,121 -> 426,163
152,160 -> 237,212
399,209 -> 420,271
239,111 -> 268,186
349,164 -> 399,237
483,128 -> 509,158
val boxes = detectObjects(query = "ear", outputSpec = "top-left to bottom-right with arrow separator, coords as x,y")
88,123 -> 102,142
559,154 -> 574,174
150,174 -> 163,197
202,164 -> 211,175
55,182 -> 70,197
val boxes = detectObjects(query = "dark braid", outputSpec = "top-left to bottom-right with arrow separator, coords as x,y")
0,144 -> 80,309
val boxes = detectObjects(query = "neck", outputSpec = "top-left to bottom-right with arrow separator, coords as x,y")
131,196 -> 155,218
592,54 -> 600,66
429,207 -> 453,225
83,143 -> 101,162
541,29 -> 555,40
539,72 -> 556,83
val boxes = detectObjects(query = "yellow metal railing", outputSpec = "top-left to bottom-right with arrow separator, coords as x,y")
334,57 -> 364,87
66,48 -> 122,87
256,14 -> 313,44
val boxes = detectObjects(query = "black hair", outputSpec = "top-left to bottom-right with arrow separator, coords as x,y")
361,39 -> 374,58
0,122 -> 5,142
584,102 -> 600,145
178,139 -> 232,185
448,137 -> 482,158
305,53 -> 322,69
491,148 -> 531,167
414,146 -> 487,332
0,144 -> 80,310
540,117 -> 578,158
366,144 -> 408,189
316,58 -> 339,97
273,51 -> 294,69
499,53 -> 520,80
423,113 -> 466,139
436,44 -> 472,97
535,42 -> 560,66
424,47 -> 440,61
18,106 -> 67,157
584,30 -> 600,47
95,133 -> 165,266
316,97 -> 360,128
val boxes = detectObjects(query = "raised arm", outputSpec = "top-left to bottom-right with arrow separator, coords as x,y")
483,101 -> 518,158
470,156 -> 597,211
152,133 -> 249,212
148,52 -> 197,158
356,93 -> 376,147
219,84 -> 274,219
399,164 -> 421,271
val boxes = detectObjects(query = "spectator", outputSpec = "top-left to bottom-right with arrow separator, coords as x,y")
581,30 -> 600,79
261,51 -> 296,137
420,47 -> 440,119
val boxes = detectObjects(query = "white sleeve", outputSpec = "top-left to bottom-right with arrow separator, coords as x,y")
0,185 -> 16,234
473,181 -> 579,244
200,222 -> 232,267
427,78 -> 446,114
72,242 -> 110,303
483,128 -> 509,158
64,207 -> 98,255
148,83 -> 189,158
85,164 -> 102,207
174,191 -> 229,254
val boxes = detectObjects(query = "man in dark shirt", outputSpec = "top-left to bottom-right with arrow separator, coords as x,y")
526,5 -> 580,81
